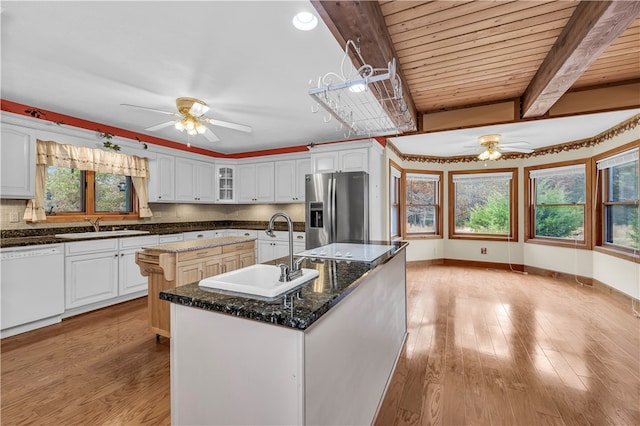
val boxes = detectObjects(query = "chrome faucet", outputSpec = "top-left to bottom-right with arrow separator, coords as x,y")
266,212 -> 304,282
84,217 -> 102,232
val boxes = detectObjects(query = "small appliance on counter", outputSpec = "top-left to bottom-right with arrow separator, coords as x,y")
305,171 -> 369,249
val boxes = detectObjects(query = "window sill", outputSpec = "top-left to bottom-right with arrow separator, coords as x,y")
449,234 -> 516,242
593,245 -> 640,263
404,234 -> 442,240
525,237 -> 589,250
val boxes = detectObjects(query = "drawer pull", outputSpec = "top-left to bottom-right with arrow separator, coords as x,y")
296,236 -> 304,239
197,251 -> 209,256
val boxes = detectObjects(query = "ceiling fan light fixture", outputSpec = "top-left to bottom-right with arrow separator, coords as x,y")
195,121 -> 207,134
292,12 -> 318,31
174,120 -> 186,131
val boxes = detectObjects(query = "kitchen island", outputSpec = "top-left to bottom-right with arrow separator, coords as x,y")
160,241 -> 408,425
136,236 -> 256,338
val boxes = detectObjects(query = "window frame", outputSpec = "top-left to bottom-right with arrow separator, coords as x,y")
403,169 -> 443,239
448,168 -> 518,241
524,160 -> 591,249
44,168 -> 140,223
389,161 -> 402,240
593,141 -> 640,261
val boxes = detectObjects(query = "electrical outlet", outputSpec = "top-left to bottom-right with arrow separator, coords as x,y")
9,212 -> 19,223
155,211 -> 162,218
481,247 -> 487,254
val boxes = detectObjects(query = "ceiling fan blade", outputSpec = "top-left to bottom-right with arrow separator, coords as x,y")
203,118 -> 252,133
500,142 -> 531,147
121,103 -> 180,116
145,121 -> 175,131
501,147 -> 534,153
202,127 -> 220,143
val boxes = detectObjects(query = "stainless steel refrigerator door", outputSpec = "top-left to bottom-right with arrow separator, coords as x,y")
334,172 -> 369,243
305,173 -> 332,249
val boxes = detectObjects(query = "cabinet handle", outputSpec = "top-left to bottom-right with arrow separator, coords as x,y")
197,251 -> 209,256
297,236 -> 303,239
158,196 -> 162,199
114,254 -> 118,257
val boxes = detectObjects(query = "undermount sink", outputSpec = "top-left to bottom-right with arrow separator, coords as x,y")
54,230 -> 150,239
199,264 -> 320,298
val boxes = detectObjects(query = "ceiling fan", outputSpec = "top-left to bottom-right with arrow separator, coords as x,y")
466,134 -> 533,160
121,97 -> 252,143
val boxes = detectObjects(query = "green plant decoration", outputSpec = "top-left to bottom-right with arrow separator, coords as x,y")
99,131 -> 121,151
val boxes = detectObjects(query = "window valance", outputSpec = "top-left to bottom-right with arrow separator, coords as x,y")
36,140 -> 149,177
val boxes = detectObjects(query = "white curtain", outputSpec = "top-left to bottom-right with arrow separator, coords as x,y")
24,140 -> 152,222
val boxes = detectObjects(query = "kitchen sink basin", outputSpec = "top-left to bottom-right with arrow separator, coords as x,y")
54,230 -> 150,239
199,264 -> 320,298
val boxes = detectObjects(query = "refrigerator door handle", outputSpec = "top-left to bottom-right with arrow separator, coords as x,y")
328,175 -> 336,243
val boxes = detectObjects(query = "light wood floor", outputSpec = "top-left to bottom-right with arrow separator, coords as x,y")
375,265 -> 640,426
2,265 -> 639,425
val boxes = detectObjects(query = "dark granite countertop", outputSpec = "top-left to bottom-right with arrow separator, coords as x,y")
0,220 -> 304,248
159,241 -> 408,331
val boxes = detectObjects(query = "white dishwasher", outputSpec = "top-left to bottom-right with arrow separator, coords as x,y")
1,244 -> 65,338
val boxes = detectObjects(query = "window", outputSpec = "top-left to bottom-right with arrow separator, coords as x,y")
405,171 -> 442,237
449,169 -> 517,240
390,163 -> 402,239
44,167 -> 137,219
596,147 -> 639,253
526,162 -> 589,246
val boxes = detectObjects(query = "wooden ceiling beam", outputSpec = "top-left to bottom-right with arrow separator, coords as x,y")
310,0 -> 417,131
522,0 -> 640,118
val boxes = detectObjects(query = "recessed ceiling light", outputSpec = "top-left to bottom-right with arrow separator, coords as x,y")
293,12 -> 318,31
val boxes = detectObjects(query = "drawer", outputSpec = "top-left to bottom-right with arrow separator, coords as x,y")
222,241 -> 255,253
119,235 -> 159,250
159,234 -> 184,244
258,230 -> 289,241
233,229 -> 259,238
177,247 -> 222,262
66,238 -> 118,255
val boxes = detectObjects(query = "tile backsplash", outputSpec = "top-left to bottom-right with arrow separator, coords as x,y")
0,199 -> 305,230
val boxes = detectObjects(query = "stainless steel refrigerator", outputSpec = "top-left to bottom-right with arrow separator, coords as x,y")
305,171 -> 369,249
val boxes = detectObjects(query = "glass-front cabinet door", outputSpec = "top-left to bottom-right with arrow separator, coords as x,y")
215,165 -> 235,203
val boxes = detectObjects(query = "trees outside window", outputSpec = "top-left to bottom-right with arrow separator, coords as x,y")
449,169 -> 517,240
405,171 -> 442,236
596,148 -> 639,252
528,163 -> 587,242
45,166 -> 136,219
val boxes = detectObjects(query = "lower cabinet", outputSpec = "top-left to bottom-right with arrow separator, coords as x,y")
65,235 -> 159,311
258,231 -> 306,263
65,250 -> 119,309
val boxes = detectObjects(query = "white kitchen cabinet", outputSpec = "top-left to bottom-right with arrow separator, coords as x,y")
175,158 -> 215,203
0,124 -> 36,199
275,158 -> 311,203
182,229 -> 227,241
65,249 -> 119,310
118,235 -> 159,296
237,162 -> 275,203
159,233 -> 184,244
148,153 -> 176,202
311,148 -> 368,173
257,230 -> 304,263
215,164 -> 235,203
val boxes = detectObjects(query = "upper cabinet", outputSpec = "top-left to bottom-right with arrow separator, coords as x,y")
215,164 -> 235,203
311,148 -> 368,173
237,162 -> 275,203
148,153 -> 176,203
0,124 -> 36,199
275,158 -> 311,203
175,158 -> 215,203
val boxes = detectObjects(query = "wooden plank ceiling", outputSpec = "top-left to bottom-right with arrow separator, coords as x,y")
315,0 -> 640,131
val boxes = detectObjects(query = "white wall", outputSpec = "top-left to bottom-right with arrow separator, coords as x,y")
392,121 -> 639,299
